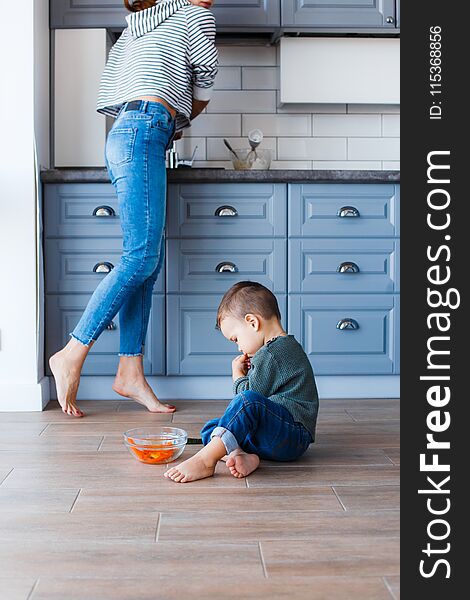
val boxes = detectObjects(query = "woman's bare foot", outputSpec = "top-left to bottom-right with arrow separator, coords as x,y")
49,343 -> 87,417
226,448 -> 260,478
112,375 -> 176,413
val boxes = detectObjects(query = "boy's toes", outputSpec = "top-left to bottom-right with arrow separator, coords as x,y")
226,456 -> 235,468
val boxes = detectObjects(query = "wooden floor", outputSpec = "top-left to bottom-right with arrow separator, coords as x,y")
0,398 -> 399,600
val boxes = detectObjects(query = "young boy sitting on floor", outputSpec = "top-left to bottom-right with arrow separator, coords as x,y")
164,281 -> 319,483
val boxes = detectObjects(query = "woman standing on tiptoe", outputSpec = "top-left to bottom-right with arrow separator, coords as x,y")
49,0 -> 218,417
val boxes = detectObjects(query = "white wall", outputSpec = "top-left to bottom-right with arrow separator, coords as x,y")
0,0 -> 50,410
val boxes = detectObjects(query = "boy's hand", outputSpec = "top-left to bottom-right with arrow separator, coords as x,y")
232,353 -> 251,380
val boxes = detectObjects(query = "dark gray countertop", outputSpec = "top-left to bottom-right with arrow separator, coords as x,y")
41,168 -> 400,184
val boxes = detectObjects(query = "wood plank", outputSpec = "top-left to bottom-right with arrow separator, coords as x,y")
0,435 -> 103,456
247,465 -> 400,488
346,407 -> 400,421
41,417 -> 173,436
0,579 -> 36,600
1,460 -> 246,490
158,510 -> 400,542
30,576 -> 392,600
265,446 -> 393,467
333,485 -> 400,511
384,575 -> 400,599
0,401 -> 120,422
262,536 -> 399,577
314,432 -> 400,448
383,448 -> 400,465
316,421 -> 400,434
73,486 -> 342,514
0,512 -> 159,543
0,489 -> 80,513
0,542 -> 262,580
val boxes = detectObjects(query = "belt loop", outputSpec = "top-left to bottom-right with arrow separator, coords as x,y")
143,100 -> 149,113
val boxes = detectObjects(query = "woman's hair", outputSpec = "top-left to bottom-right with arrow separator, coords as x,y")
216,281 -> 282,329
124,0 -> 157,12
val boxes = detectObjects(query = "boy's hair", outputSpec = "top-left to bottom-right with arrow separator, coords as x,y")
216,281 -> 281,329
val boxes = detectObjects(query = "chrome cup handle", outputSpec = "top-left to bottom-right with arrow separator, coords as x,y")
93,261 -> 114,273
215,205 -> 238,217
337,262 -> 360,274
336,318 -> 360,331
216,261 -> 238,273
337,206 -> 360,218
93,205 -> 116,217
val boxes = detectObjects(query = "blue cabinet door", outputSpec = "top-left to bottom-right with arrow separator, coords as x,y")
288,294 -> 399,375
50,1 -> 280,29
289,238 -> 399,294
45,238 -> 165,294
289,183 -> 399,238
167,294 -> 287,375
46,294 -> 165,375
168,183 -> 286,238
282,0 -> 397,29
50,0 -> 127,28
213,0 -> 280,28
45,184 -> 122,238
167,237 -> 287,294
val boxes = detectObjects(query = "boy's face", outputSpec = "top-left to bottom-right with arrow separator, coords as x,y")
220,315 -> 264,357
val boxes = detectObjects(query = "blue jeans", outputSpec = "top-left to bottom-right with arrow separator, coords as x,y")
201,390 -> 313,461
71,101 -> 175,355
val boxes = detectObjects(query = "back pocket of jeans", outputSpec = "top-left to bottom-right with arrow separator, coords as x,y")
106,127 -> 137,166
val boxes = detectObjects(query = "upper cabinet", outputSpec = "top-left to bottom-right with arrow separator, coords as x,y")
282,0 -> 398,30
50,0 -> 280,30
50,0 -> 398,32
211,0 -> 280,29
50,1 -> 126,29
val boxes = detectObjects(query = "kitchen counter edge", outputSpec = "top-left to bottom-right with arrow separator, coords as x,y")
41,168 -> 400,184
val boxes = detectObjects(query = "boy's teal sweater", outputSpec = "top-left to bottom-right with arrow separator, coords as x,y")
233,335 -> 319,439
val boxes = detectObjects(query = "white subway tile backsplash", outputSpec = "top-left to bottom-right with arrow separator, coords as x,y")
207,91 -> 277,113
312,161 -> 382,170
382,115 -> 400,137
242,67 -> 278,90
175,137 -> 206,161
242,114 -> 311,137
314,115 -> 381,137
278,138 -> 347,161
217,45 -> 277,66
348,138 -> 400,161
169,46 -> 401,169
186,114 -> 241,137
382,161 -> 400,170
271,161 -> 312,170
207,137 -> 277,161
347,104 -> 400,114
214,67 -> 242,90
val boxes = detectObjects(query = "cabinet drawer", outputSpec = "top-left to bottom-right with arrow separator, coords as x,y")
45,294 -> 165,375
167,294 -> 287,375
289,184 -> 399,237
289,239 -> 399,294
45,238 -> 165,294
167,238 -> 286,293
167,184 -> 286,238
45,184 -> 121,237
289,294 -> 399,375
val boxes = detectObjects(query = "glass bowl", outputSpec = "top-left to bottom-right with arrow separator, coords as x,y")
231,148 -> 271,170
123,426 -> 188,464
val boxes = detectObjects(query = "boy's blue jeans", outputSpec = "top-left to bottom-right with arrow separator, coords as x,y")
201,390 -> 313,461
70,100 -> 175,356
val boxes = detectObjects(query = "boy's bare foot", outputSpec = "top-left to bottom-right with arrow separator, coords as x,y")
164,454 -> 216,483
49,351 -> 84,418
112,376 -> 176,413
226,448 -> 260,478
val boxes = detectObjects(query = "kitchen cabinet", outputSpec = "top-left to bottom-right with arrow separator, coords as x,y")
43,181 -> 400,381
288,183 -> 400,375
49,0 -> 281,30
282,0 -> 399,30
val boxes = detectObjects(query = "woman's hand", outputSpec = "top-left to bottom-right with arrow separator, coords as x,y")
232,353 -> 251,380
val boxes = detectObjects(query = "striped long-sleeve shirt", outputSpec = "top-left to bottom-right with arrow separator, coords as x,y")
96,0 -> 218,131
